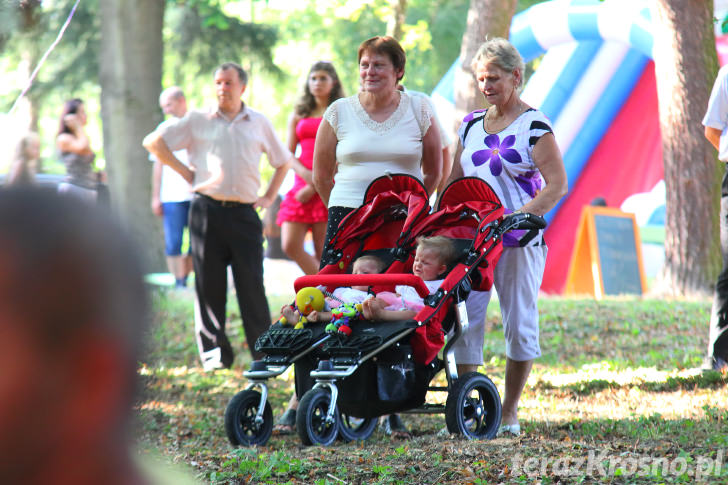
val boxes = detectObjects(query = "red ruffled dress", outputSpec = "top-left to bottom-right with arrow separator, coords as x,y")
277,117 -> 329,225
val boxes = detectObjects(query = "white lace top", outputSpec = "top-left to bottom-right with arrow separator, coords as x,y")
323,91 -> 432,208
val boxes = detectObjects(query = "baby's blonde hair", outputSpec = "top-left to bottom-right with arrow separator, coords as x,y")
353,254 -> 385,273
416,236 -> 457,266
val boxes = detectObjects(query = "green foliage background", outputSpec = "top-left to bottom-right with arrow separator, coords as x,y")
0,0 -> 541,175
214,0 -> 472,132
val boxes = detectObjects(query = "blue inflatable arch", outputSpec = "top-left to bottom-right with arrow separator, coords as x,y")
510,0 -> 653,63
431,0 -> 655,223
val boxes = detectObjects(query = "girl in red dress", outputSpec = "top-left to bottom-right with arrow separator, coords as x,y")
274,62 -> 345,435
277,61 -> 345,275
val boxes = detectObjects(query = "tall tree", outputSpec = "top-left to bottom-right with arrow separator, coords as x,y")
2,0 -> 43,132
386,0 -> 408,40
99,0 -> 166,269
453,0 -> 517,128
652,0 -> 722,295
18,0 -> 43,132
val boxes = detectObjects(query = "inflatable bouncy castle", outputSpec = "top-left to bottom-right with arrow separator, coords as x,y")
432,0 -> 728,293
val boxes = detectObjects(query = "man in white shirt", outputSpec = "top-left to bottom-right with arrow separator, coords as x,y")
150,86 -> 193,289
143,63 -> 292,370
702,65 -> 728,371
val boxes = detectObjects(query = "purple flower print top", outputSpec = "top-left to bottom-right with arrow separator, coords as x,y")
458,108 -> 553,247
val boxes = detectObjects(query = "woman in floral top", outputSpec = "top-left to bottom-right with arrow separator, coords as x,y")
444,37 -> 567,437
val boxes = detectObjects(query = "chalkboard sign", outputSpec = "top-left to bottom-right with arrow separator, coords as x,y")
565,206 -> 646,299
593,214 -> 643,295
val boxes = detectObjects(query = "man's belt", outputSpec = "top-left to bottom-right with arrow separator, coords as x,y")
195,193 -> 252,208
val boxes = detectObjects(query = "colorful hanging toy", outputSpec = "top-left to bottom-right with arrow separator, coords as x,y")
325,302 -> 363,336
280,287 -> 325,329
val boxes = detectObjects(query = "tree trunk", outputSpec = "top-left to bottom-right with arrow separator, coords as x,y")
18,0 -> 40,134
386,0 -> 408,40
99,0 -> 166,272
652,0 -> 722,296
25,42 -> 41,134
453,0 -> 517,129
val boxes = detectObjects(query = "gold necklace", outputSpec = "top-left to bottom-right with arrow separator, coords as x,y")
484,106 -> 500,133
485,101 -> 526,133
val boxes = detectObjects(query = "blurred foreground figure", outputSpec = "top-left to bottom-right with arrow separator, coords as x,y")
0,187 -> 150,484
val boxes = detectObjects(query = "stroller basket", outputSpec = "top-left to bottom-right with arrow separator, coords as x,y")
252,320 -> 331,368
255,326 -> 317,355
321,319 -> 418,357
322,334 -> 383,356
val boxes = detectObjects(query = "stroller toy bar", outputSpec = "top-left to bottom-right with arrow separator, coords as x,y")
294,273 -> 431,296
325,302 -> 364,336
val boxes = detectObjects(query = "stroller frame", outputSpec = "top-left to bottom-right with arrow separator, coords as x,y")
224,174 -> 546,446
224,175 -> 432,446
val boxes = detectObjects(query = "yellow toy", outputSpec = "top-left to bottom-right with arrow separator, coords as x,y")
280,287 -> 325,329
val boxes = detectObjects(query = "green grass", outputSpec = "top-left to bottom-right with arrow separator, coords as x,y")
136,288 -> 728,484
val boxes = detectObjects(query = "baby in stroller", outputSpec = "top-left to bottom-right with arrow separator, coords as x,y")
361,235 -> 457,322
284,236 -> 456,326
358,235 -> 458,438
279,254 -> 384,327
274,238 -> 456,438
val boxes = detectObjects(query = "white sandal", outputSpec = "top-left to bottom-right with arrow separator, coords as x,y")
496,423 -> 521,436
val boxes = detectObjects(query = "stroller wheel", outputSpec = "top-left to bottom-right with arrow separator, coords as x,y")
224,390 -> 273,446
337,412 -> 378,442
445,372 -> 501,439
296,388 -> 339,446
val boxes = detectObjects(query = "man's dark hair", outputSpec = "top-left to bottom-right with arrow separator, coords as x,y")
216,62 -> 248,85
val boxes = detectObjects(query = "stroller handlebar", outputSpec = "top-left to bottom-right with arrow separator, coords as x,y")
509,212 -> 547,230
294,273 -> 431,297
490,212 -> 547,236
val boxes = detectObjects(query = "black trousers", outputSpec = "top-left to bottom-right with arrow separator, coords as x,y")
709,168 -> 728,363
189,195 -> 270,367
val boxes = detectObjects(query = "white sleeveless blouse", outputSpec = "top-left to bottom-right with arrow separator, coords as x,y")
323,91 -> 432,208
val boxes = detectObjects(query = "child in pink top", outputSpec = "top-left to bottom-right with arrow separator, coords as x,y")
362,236 -> 456,321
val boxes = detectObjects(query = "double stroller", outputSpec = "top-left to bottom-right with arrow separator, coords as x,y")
224,174 -> 545,446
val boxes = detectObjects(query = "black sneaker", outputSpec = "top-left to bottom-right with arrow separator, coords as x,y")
380,414 -> 410,438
